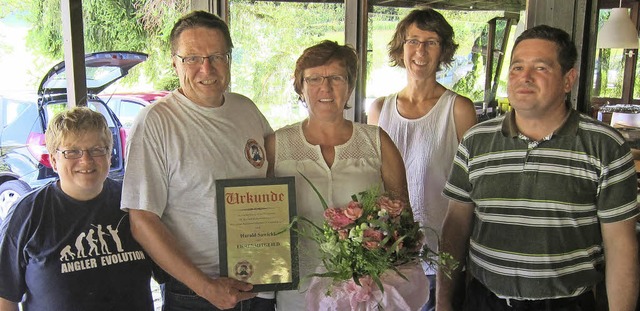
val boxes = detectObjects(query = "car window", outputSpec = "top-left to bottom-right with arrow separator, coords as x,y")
43,101 -> 122,171
43,66 -> 127,91
104,98 -> 120,115
0,100 -> 39,144
1,98 -> 31,128
44,103 -> 68,122
43,101 -> 116,128
86,101 -> 117,127
118,100 -> 144,129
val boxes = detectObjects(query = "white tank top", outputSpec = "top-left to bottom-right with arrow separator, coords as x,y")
378,90 -> 459,255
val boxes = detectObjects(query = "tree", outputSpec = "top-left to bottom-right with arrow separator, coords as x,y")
229,0 -> 344,127
2,0 -> 186,90
2,1 -> 523,127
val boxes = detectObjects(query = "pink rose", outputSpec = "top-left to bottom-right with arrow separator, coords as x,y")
338,229 -> 349,240
324,207 -> 354,230
377,196 -> 406,217
343,201 -> 363,220
363,229 -> 384,250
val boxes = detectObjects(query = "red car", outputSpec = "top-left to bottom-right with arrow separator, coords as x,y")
100,91 -> 169,135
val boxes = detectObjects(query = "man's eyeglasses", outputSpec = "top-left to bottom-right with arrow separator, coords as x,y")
404,39 -> 440,48
56,147 -> 110,159
303,75 -> 348,86
174,53 -> 230,66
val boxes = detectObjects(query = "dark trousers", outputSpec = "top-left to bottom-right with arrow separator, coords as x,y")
463,278 -> 595,311
161,278 -> 275,311
422,274 -> 466,311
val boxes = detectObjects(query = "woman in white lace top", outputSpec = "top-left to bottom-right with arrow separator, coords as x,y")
264,40 -> 409,310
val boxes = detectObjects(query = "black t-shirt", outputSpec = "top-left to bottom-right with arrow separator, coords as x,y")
0,179 -> 153,311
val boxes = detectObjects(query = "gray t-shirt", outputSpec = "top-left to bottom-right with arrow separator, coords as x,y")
121,90 -> 273,276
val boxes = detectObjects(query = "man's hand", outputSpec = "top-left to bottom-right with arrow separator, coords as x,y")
199,277 -> 257,309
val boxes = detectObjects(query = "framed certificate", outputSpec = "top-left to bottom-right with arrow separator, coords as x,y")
216,177 -> 299,292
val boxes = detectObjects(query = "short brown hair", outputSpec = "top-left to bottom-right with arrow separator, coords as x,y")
169,10 -> 233,55
388,7 -> 458,70
293,40 -> 358,107
45,107 -> 113,155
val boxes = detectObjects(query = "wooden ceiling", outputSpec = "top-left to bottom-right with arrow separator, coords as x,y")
256,0 -> 640,12
262,0 -> 526,12
261,0 -> 640,12
369,0 -> 526,12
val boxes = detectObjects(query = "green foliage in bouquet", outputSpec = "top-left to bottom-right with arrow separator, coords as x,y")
293,173 -> 458,293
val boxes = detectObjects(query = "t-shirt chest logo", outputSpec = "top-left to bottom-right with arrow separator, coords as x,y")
58,218 -> 146,273
245,139 -> 266,169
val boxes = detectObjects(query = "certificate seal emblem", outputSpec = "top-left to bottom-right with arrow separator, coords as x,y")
234,260 -> 254,281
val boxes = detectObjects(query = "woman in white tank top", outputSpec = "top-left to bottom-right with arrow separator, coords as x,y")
367,8 -> 477,311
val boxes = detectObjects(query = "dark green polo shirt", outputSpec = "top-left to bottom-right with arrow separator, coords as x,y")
443,109 -> 638,299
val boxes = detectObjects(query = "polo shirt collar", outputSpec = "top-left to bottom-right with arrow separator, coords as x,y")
501,108 -> 579,138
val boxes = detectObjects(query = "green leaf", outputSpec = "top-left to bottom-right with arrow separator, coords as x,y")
298,171 -> 328,210
371,275 -> 384,293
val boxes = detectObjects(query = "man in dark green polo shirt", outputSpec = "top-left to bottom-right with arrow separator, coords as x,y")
437,25 -> 639,311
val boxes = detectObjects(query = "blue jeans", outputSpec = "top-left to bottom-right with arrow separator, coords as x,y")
161,278 -> 275,311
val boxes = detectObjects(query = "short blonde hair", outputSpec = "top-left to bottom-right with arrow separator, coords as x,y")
45,107 -> 113,155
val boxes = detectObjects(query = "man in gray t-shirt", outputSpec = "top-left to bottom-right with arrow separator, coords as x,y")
121,11 -> 274,311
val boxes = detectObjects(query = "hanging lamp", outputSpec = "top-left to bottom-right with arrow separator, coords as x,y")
597,1 -> 639,49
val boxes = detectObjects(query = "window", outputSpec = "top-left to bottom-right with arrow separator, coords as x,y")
0,98 -> 30,128
366,7 -> 519,117
229,0 -> 345,129
635,53 -> 640,100
592,4 -> 640,115
593,48 -> 625,99
44,101 -> 116,128
118,100 -> 144,129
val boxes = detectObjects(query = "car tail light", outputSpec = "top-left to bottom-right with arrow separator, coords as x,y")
119,127 -> 127,158
27,132 -> 52,168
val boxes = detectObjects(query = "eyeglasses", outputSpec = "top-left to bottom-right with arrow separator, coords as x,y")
174,53 -> 230,66
404,39 -> 440,48
56,147 -> 110,159
303,75 -> 348,86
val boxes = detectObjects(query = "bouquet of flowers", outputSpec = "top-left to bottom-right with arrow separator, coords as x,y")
295,175 -> 457,310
